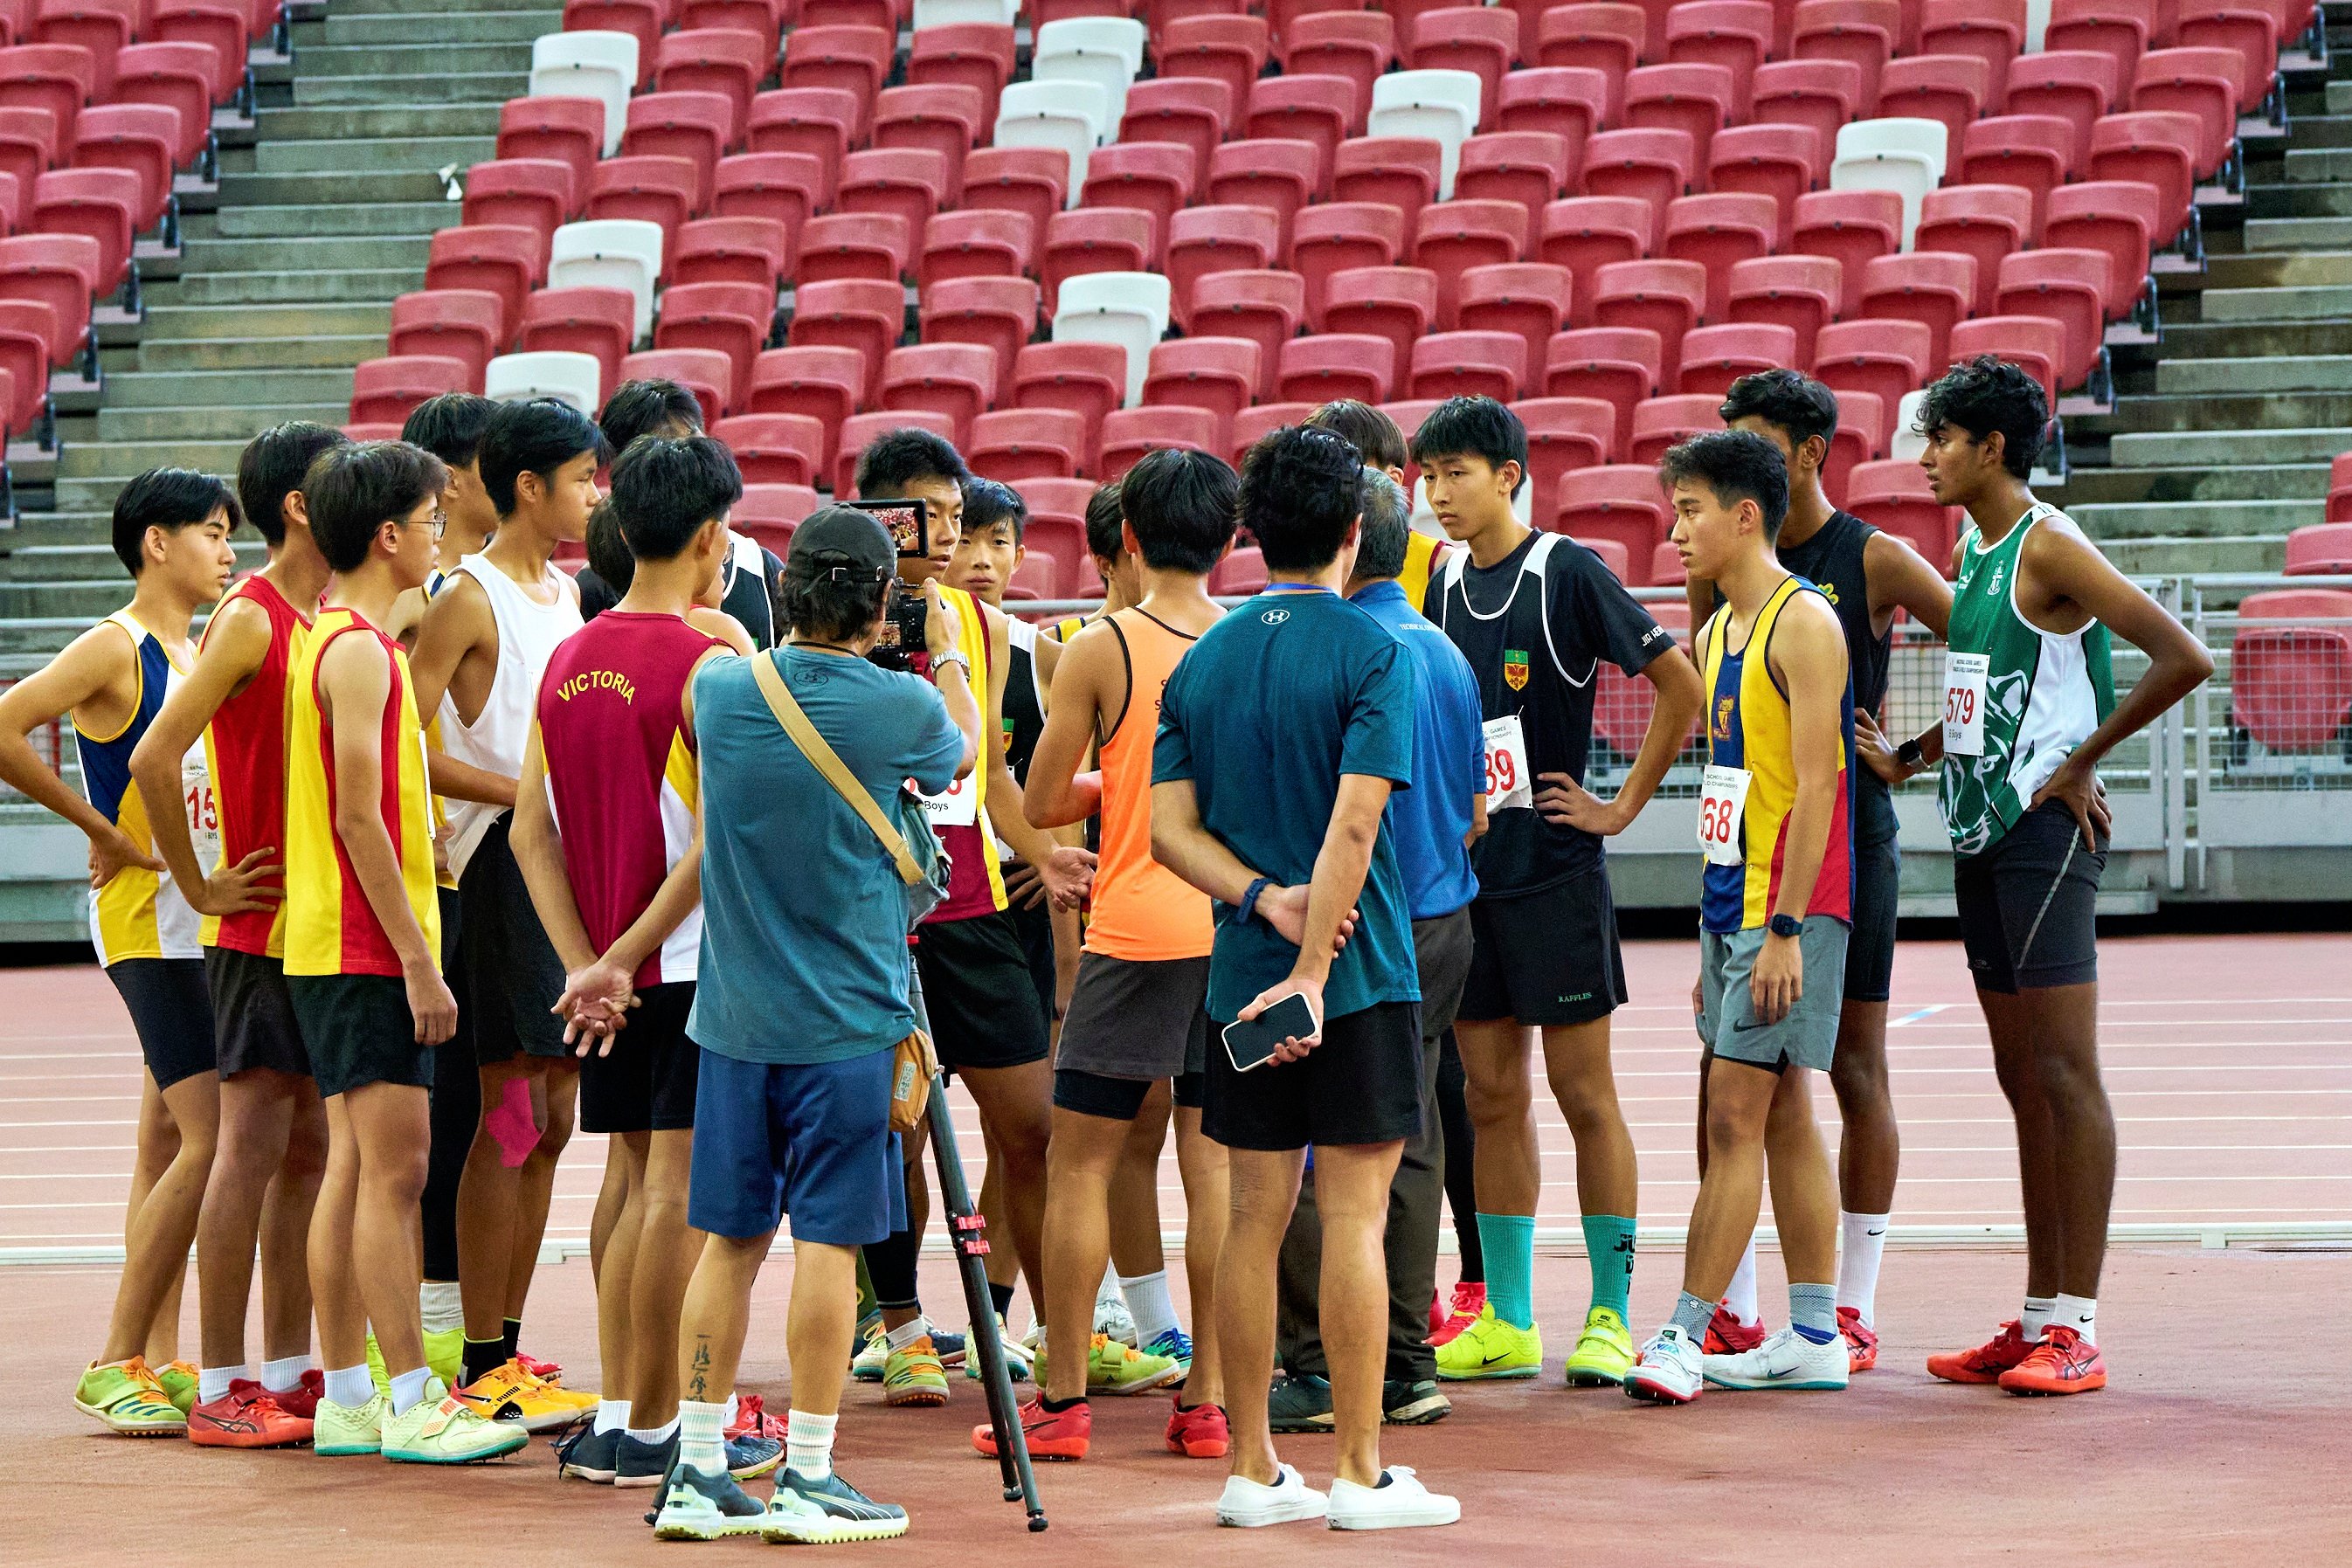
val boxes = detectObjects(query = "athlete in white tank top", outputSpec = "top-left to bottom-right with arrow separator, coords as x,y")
439,554 -> 582,879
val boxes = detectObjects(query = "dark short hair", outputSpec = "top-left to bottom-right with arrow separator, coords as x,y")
401,392 -> 497,468
1306,399 -> 1406,472
1659,429 -> 1790,542
1352,469 -> 1413,581
599,377 -> 703,454
1408,396 -> 1530,499
611,434 -> 744,563
1719,370 -> 1839,455
237,421 -> 349,547
961,477 -> 1027,545
585,498 -> 634,597
111,468 -> 243,577
1239,425 -> 1364,574
854,426 -> 970,498
1119,447 -> 1238,575
304,441 -> 452,573
1916,355 -> 2048,480
478,397 -> 607,516
780,516 -> 892,642
1083,480 -> 1124,563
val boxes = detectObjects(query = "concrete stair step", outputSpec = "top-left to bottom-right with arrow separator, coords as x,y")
138,301 -> 392,340
2288,116 -> 2352,150
206,201 -> 459,239
257,136 -> 495,176
2247,182 -> 2352,218
258,104 -> 504,141
2287,148 -> 2352,183
2110,426 -> 2352,467
294,73 -> 525,107
2333,81 -> 2352,115
326,10 -> 559,45
129,334 -> 385,371
0,510 -> 121,551
2066,498 -> 2326,539
2155,355 -> 2352,394
332,0 -> 557,10
2100,535 -> 2287,576
0,580 -> 171,619
2147,319 -> 2352,357
2198,283 -> 2352,321
2076,390 -> 2352,434
219,169 -> 450,204
2046,463 -> 2333,505
2185,250 -> 2352,288
98,404 -> 349,441
3,541 -> 266,583
0,618 -> 107,656
59,439 -> 263,480
301,44 -> 536,78
153,268 -> 425,306
181,235 -> 432,275
2245,215 -> 2352,251
90,367 -> 353,409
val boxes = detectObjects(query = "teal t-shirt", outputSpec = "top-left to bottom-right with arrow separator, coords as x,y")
1153,586 -> 1422,1023
689,648 -> 965,1065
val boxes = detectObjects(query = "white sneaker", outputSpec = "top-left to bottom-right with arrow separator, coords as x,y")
1703,1326 -> 1850,1391
1624,1323 -> 1705,1405
1216,1463 -> 1329,1528
1327,1467 -> 1460,1530
1094,1286 -> 1137,1347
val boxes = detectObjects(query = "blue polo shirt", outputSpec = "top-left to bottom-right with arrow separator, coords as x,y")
1350,579 -> 1484,920
1153,584 -> 1421,1023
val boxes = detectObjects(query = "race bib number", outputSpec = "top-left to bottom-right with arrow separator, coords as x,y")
1482,715 -> 1532,811
182,748 -> 221,871
915,770 -> 978,828
1943,652 -> 1989,757
1696,764 -> 1752,867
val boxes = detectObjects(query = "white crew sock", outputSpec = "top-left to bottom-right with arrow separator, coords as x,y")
1725,1238 -> 1761,1325
1119,1269 -> 1179,1348
679,1400 -> 728,1475
2051,1293 -> 2097,1344
786,1408 -> 838,1480
627,1417 -> 680,1445
1096,1263 -> 1122,1306
259,1354 -> 313,1394
388,1365 -> 431,1417
594,1398 -> 631,1435
419,1281 -> 464,1336
1837,1212 -> 1892,1328
198,1364 -> 248,1404
885,1315 -> 930,1352
323,1364 -> 374,1408
2022,1295 -> 2057,1340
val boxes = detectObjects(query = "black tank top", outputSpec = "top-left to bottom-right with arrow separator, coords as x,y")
1775,508 -> 1894,845
1004,623 -> 1045,783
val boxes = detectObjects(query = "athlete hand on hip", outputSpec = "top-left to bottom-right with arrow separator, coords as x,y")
190,846 -> 284,916
405,957 -> 460,1047
1539,770 -> 1630,834
88,825 -> 165,888
2030,754 -> 2109,849
555,956 -> 639,1054
1237,974 -> 1325,1064
1254,883 -> 1359,956
1037,843 -> 1097,910
1749,929 -> 1803,1026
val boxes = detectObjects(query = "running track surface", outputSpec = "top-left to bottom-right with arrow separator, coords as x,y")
0,935 -> 2347,1564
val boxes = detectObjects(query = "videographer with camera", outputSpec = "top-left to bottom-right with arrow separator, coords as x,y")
649,505 -> 978,1544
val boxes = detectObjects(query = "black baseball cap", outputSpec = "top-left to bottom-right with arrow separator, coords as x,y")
787,504 -> 895,581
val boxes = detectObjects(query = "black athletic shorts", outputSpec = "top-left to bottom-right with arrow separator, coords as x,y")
1844,829 -> 1899,1005
1458,867 -> 1627,1026
205,945 -> 312,1079
436,884 -> 473,1067
1055,1067 -> 1206,1119
288,972 -> 432,1099
579,981 -> 700,1134
912,908 -> 1050,1072
1202,999 -> 1424,1151
460,815 -> 571,1065
1953,802 -> 2107,995
1005,894 -> 1058,1022
107,957 -> 215,1091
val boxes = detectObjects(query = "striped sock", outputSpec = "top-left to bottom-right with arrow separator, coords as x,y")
679,1400 -> 727,1476
786,1408 -> 837,1481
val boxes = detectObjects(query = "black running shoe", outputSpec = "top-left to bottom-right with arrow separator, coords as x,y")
757,1468 -> 910,1544
554,1421 -> 619,1482
650,1464 -> 765,1540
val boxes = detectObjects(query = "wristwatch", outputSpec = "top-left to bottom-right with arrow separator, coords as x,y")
1236,875 -> 1272,926
1896,736 -> 1926,775
1768,913 -> 1804,940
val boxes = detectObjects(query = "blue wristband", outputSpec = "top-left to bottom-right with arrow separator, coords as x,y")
1236,875 -> 1272,927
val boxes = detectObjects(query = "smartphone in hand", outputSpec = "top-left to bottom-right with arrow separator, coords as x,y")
1221,992 -> 1320,1073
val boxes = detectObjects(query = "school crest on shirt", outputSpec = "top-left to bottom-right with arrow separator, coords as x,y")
1503,648 -> 1530,691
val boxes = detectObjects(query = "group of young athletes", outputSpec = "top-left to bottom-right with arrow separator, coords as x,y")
0,351 -> 2211,1540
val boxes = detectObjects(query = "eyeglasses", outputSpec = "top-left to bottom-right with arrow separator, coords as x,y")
398,509 -> 448,539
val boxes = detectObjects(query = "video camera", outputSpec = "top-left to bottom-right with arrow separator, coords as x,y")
848,497 -> 932,673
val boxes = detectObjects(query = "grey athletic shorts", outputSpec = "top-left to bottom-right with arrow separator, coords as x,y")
1698,917 -> 1850,1074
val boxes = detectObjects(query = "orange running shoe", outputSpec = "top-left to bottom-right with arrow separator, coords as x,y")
188,1381 -> 314,1449
1997,1325 -> 2106,1396
1927,1319 -> 2037,1385
1426,1281 -> 1486,1348
1837,1308 -> 1878,1372
1166,1399 -> 1229,1460
971,1397 -> 1090,1462
1703,1303 -> 1766,1357
727,1392 -> 786,1443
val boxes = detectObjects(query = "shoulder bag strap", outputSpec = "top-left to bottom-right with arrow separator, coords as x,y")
749,652 -> 924,888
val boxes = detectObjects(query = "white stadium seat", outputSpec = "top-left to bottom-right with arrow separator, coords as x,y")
2025,0 -> 2052,52
1368,70 -> 1484,201
1033,17 -> 1147,128
1890,389 -> 1931,464
1051,271 -> 1173,407
548,218 -> 665,342
529,31 -> 638,157
485,350 -> 603,413
1830,118 -> 1949,251
994,79 -> 1112,209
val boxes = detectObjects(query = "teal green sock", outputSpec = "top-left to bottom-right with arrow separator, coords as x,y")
1475,1212 -> 1537,1330
1581,1214 -> 1636,1319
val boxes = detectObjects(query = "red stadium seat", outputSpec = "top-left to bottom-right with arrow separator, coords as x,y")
109,44 -> 218,171
2089,112 -> 2201,250
1188,269 -> 1306,399
1916,184 -> 2039,314
711,412 -> 826,487
2331,458 -> 2352,526
1650,538 -> 1688,586
1209,544 -> 1270,597
0,43 -> 92,149
0,298 -> 51,437
1994,248 -> 2112,394
674,215 -> 790,291
2230,593 -> 2352,755
681,0 -> 785,39
748,344 -> 867,436
958,148 -> 1069,245
0,231 -> 96,369
622,347 -> 735,422
873,84 -> 985,202
1660,191 -> 1778,320
1790,187 -> 1903,316
1277,332 -> 1397,405
151,2 -> 251,105
1041,207 -> 1157,312
1407,8 -> 1520,129
880,342 -> 995,446
1247,73 -> 1359,188
1012,340 -> 1127,467
785,277 -> 904,403
622,92 -> 734,210
1678,321 -> 1798,397
1290,200 -> 1404,320
733,485 -> 819,552
919,274 -> 1038,400
744,90 -> 856,205
1846,458 -> 1961,567
775,25 -> 893,140
1166,204 -> 1284,326
1539,196 -> 1655,327
1813,318 -> 1933,443
968,407 -> 1090,483
837,149 -> 950,260
2132,48 -> 2243,180
1622,64 -> 1734,167
1414,198 -> 1530,321
497,98 -> 605,215
518,286 -> 639,395
1554,464 -> 1671,577
1544,325 -> 1662,455
1706,123 -> 1825,250
1948,314 -> 2067,410
32,3 -> 133,99
795,211 -> 910,286
566,2 -> 664,81
424,224 -> 543,339
1750,58 -> 1865,163
1825,389 -> 1881,483
1496,70 -> 1609,187
1283,11 -> 1396,126
834,409 -> 955,497
1789,0 -> 1899,111
655,28 -> 778,142
1100,404 -> 1219,480
2045,180 -> 2162,321
0,107 -> 55,204
1159,13 -> 1271,130
586,155 -> 700,249
1319,265 -> 1440,376
1207,139 -> 1323,252
905,22 -> 1017,128
1579,127 -> 1698,228
1016,478 -> 1097,545
711,151 -> 827,247
1590,258 -> 1707,369
462,159 -> 572,250
1120,77 -> 1232,195
1919,0 -> 2023,104
2004,50 -> 2120,161
1081,141 -> 1198,249
1332,135 -> 1443,235
1724,255 -> 1841,368
1517,397 -> 1617,515
2178,3 -> 2279,114
1230,401 -> 1317,466
1664,2 -> 1774,116
2044,0 -> 2154,100
1456,261 -> 1571,366
1876,53 -> 1992,155
1534,6 -> 1643,118
1456,132 -> 1572,220
2286,523 -> 2352,576
918,208 -> 1035,290
655,280 -> 772,395
1410,328 -> 1526,400
1857,252 -> 1976,372
1143,336 -> 1261,456
69,104 -> 180,233
350,355 -> 474,425
1957,115 -> 2079,236
389,290 -> 507,387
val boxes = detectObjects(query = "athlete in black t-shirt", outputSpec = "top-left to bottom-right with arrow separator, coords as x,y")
1415,398 -> 1705,1388
1684,371 -> 1953,1369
